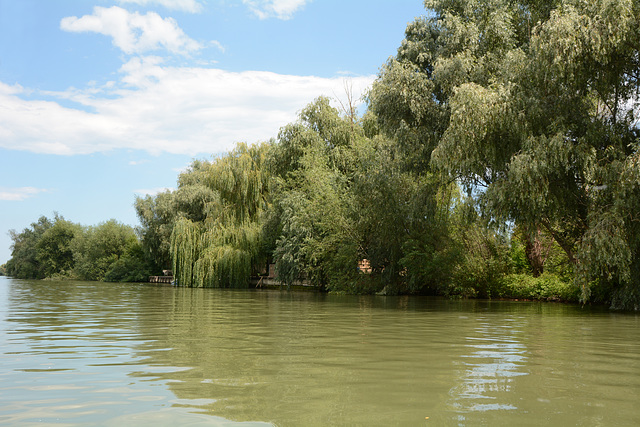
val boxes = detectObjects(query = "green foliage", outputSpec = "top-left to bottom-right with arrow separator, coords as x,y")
370,0 -> 640,309
499,273 -> 579,302
135,190 -> 178,272
104,240 -> 153,282
368,59 -> 447,172
6,216 -> 54,279
36,216 -> 81,278
268,97 -> 460,294
6,214 -> 146,283
509,224 -> 573,280
272,191 -> 312,288
272,153 -> 356,290
508,238 -> 530,275
72,220 -> 139,281
445,198 -> 513,298
169,142 -> 271,288
170,217 -> 201,287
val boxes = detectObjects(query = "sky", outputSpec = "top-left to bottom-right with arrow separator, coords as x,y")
0,0 -> 427,264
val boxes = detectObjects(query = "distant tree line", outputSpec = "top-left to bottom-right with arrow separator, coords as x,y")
4,0 -> 639,309
4,214 -> 152,282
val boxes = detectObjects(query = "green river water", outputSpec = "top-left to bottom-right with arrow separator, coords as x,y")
1,276 -> 639,426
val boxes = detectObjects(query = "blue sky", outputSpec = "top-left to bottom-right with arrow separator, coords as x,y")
0,0 -> 427,264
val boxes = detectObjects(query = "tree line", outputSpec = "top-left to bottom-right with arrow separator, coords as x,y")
4,0 -> 639,309
3,214 -> 152,282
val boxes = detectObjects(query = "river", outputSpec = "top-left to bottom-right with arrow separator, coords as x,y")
0,277 -> 639,426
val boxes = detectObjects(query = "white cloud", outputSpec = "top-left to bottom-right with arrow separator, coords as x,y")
210,40 -> 226,53
243,0 -> 310,20
118,0 -> 204,13
0,187 -> 49,202
0,65 -> 375,156
60,6 -> 202,55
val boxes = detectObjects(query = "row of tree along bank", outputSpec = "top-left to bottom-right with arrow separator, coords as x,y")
4,0 -> 639,309
133,98 -> 576,302
3,215 -> 153,283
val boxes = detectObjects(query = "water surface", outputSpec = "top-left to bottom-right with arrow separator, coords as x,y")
1,277 -> 639,426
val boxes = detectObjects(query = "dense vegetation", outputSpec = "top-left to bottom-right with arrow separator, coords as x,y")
4,0 -> 639,309
3,214 -> 153,282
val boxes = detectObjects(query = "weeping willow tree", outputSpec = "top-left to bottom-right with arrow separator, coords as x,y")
170,142 -> 271,288
193,219 -> 262,287
170,218 -> 202,287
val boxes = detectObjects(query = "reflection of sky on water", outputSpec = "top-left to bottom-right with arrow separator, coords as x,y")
450,316 -> 528,419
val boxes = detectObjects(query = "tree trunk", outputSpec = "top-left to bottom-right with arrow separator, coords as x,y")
525,227 -> 545,277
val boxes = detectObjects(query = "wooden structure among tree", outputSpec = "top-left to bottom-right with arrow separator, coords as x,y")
149,270 -> 173,284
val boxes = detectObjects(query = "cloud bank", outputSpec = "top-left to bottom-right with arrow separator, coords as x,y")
0,64 -> 374,156
0,1 -> 371,158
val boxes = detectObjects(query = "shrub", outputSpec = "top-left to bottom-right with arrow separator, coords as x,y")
498,273 -> 579,302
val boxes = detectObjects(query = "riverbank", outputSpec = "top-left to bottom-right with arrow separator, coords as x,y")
0,269 -> 584,306
246,272 -> 580,304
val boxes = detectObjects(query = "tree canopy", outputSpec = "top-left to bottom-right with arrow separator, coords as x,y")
168,142 -> 271,288
370,0 -> 640,308
6,215 -> 152,283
